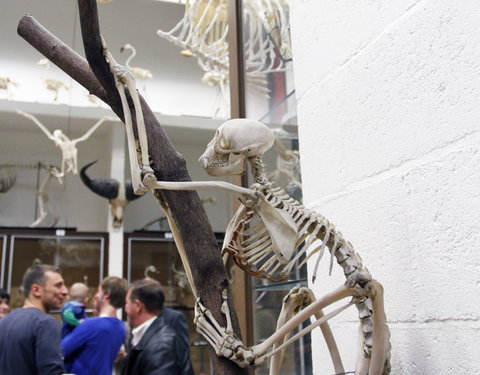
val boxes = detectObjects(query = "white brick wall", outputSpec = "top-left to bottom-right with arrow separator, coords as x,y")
290,1 -> 480,373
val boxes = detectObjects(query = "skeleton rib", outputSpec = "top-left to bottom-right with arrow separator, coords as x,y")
242,238 -> 273,258
243,220 -> 266,236
242,234 -> 271,252
245,244 -> 273,263
250,246 -> 274,266
257,255 -> 281,274
243,227 -> 269,245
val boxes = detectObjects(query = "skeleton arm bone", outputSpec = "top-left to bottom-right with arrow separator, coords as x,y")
148,179 -> 257,198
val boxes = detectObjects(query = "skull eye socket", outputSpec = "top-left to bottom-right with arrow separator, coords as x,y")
232,152 -> 240,155
219,138 -> 229,149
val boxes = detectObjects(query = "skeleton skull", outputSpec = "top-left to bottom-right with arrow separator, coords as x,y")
199,119 -> 275,176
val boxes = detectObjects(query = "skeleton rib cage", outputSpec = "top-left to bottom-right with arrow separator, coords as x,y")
223,182 -> 380,360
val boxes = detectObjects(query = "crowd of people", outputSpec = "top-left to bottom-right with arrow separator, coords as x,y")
0,264 -> 195,375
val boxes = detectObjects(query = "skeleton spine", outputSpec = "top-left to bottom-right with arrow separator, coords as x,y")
251,157 -> 375,358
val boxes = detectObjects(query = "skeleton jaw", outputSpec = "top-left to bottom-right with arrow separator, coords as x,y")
199,151 -> 246,176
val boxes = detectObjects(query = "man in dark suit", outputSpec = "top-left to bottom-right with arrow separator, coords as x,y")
123,279 -> 194,375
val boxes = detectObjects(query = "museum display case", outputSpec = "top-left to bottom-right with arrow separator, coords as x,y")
0,228 -> 108,318
124,230 -> 226,375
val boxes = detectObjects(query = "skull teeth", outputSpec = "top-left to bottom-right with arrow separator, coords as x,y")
201,155 -> 229,168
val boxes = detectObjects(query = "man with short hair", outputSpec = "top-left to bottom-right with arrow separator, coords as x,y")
123,279 -> 194,375
61,276 -> 127,375
0,264 -> 68,375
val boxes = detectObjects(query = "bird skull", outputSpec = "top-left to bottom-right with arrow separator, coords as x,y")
199,119 -> 275,176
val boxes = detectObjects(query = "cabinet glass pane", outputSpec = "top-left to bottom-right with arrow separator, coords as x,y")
8,235 -> 104,313
241,2 -> 310,373
0,235 -> 5,288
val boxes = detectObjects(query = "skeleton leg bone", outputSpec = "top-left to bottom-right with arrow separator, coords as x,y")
367,281 -> 390,375
268,286 -> 343,375
194,284 -> 362,369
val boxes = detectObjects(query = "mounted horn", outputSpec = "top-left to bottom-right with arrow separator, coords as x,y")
80,161 -> 143,228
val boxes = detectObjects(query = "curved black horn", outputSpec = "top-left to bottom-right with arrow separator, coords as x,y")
80,161 -> 119,200
125,181 -> 143,202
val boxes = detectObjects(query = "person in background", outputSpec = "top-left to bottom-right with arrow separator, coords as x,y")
61,282 -> 89,338
123,279 -> 194,375
0,264 -> 68,374
0,288 -> 10,318
162,305 -> 195,375
61,276 -> 127,375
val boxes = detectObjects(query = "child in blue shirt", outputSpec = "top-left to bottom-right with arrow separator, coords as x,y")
61,282 -> 89,338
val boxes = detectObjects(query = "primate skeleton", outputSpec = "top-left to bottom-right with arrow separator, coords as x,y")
103,41 -> 391,374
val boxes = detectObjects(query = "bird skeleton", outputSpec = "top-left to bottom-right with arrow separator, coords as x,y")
103,38 -> 391,374
36,58 -> 69,101
17,110 -> 116,180
120,43 -> 153,83
0,77 -> 19,99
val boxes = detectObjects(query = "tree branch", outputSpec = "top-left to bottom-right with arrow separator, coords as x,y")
17,15 -> 107,103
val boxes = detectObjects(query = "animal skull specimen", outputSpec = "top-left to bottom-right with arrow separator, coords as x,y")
200,119 -> 275,176
103,40 -> 390,374
80,161 -> 143,228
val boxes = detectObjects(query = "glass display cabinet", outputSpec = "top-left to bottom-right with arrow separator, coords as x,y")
0,228 -> 108,318
233,1 -> 311,373
125,231 -> 226,375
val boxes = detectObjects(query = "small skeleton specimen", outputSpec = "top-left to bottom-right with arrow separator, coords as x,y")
30,164 -> 62,227
103,41 -> 391,374
0,162 -> 62,227
80,160 -> 143,228
157,0 -> 291,114
0,77 -> 19,99
37,58 -> 69,101
120,43 -> 153,80
144,265 -> 160,279
17,110 -> 115,179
